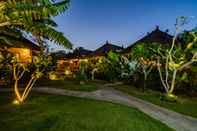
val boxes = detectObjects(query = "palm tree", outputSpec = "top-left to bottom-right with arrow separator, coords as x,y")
0,0 -> 73,104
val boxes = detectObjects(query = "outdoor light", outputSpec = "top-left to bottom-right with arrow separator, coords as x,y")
83,59 -> 88,62
12,99 -> 20,105
49,74 -> 57,80
22,48 -> 30,55
65,69 -> 71,75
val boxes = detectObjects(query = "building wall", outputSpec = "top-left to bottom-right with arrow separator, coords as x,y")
58,56 -> 103,69
7,47 -> 32,63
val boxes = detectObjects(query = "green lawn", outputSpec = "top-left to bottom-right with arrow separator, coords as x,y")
0,92 -> 173,131
111,84 -> 197,118
35,79 -> 100,92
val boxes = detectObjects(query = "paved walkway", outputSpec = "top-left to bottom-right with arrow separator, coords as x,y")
32,86 -> 197,131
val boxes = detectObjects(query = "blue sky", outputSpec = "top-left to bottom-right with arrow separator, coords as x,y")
51,0 -> 197,51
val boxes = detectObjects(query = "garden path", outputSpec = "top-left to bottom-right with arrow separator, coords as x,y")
33,85 -> 197,131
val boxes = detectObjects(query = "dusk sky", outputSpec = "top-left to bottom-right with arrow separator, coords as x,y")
52,0 -> 197,51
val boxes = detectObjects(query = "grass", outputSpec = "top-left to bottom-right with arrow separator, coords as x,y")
35,79 -> 100,92
0,92 -> 173,131
111,84 -> 197,118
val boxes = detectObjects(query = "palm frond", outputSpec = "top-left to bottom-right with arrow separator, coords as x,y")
0,0 -> 72,50
36,19 -> 58,27
22,22 -> 72,49
7,0 -> 70,22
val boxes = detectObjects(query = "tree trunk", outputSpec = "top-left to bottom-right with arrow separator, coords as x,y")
169,69 -> 177,94
142,75 -> 147,92
14,79 -> 22,103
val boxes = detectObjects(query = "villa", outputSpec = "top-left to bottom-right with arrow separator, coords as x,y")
55,27 -> 175,74
55,41 -> 124,74
0,35 -> 40,63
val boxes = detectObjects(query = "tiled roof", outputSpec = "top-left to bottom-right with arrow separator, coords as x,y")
59,42 -> 124,59
55,47 -> 93,59
67,47 -> 93,58
0,33 -> 40,51
122,28 -> 174,53
92,41 -> 123,56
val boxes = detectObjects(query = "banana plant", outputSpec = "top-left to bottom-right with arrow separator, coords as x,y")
0,0 -> 73,104
0,0 -> 72,49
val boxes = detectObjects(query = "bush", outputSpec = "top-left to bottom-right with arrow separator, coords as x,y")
75,61 -> 88,83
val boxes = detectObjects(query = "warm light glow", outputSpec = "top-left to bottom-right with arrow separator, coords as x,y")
22,48 -> 30,55
12,99 -> 20,105
168,93 -> 176,98
65,69 -> 72,75
99,58 -> 102,63
49,73 -> 57,80
8,48 -> 31,63
80,59 -> 88,62
83,59 -> 88,62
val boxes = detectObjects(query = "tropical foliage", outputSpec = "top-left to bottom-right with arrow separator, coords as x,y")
12,55 -> 52,104
0,50 -> 13,85
0,0 -> 72,49
75,61 -> 88,84
132,44 -> 159,91
155,17 -> 197,98
0,0 -> 73,104
84,17 -> 197,99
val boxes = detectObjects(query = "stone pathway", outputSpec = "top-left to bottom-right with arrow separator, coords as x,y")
32,86 -> 197,131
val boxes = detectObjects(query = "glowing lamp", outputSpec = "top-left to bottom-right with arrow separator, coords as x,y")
12,99 -> 20,105
65,69 -> 71,75
85,59 -> 88,62
49,73 -> 57,80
